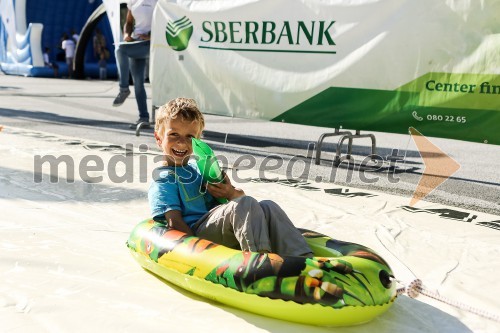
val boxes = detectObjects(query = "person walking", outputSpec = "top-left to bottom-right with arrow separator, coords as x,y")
112,0 -> 158,129
93,28 -> 106,59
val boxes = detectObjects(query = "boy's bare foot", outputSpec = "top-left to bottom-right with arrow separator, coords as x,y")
266,253 -> 284,275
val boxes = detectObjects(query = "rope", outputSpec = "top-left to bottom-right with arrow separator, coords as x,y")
376,228 -> 499,323
396,278 -> 500,322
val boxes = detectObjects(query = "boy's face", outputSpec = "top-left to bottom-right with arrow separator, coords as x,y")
154,117 -> 201,166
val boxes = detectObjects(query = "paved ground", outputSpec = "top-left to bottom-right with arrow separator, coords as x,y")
0,73 -> 499,215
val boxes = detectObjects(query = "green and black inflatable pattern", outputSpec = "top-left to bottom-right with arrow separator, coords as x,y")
127,219 -> 397,326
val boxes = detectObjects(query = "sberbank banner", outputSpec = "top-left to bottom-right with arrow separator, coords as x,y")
151,0 -> 500,145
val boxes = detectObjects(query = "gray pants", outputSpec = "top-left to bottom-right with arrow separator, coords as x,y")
193,196 -> 312,256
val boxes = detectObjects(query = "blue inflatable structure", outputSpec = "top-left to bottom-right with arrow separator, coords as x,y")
0,0 -> 123,78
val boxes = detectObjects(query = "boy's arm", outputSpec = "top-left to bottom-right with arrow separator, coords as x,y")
164,210 -> 193,236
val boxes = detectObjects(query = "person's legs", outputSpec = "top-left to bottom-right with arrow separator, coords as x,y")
66,57 -> 74,78
129,57 -> 149,120
114,41 -> 150,109
195,196 -> 272,252
115,44 -> 131,90
259,200 -> 313,256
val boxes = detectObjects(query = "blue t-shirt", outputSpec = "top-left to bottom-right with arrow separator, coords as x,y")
148,160 -> 218,227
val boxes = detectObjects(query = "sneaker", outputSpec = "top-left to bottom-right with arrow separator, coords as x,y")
129,118 -> 150,129
113,90 -> 131,106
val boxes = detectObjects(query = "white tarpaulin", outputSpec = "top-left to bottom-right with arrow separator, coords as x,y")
1,127 -> 499,332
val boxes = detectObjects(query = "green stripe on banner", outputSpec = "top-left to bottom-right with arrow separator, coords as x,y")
273,86 -> 500,144
399,72 -> 500,112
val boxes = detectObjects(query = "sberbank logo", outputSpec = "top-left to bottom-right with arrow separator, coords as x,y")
165,16 -> 193,51
165,16 -> 337,54
199,20 -> 337,54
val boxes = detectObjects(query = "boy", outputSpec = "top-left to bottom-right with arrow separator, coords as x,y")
149,97 -> 313,257
43,47 -> 59,77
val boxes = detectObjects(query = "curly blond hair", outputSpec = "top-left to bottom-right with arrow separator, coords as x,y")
155,97 -> 205,136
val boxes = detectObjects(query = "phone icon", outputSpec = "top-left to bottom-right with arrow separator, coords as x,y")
412,111 -> 423,121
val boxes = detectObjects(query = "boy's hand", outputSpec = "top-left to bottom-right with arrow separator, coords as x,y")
207,173 -> 245,201
165,211 -> 193,236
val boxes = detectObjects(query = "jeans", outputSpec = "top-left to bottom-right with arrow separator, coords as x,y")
115,40 -> 150,119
